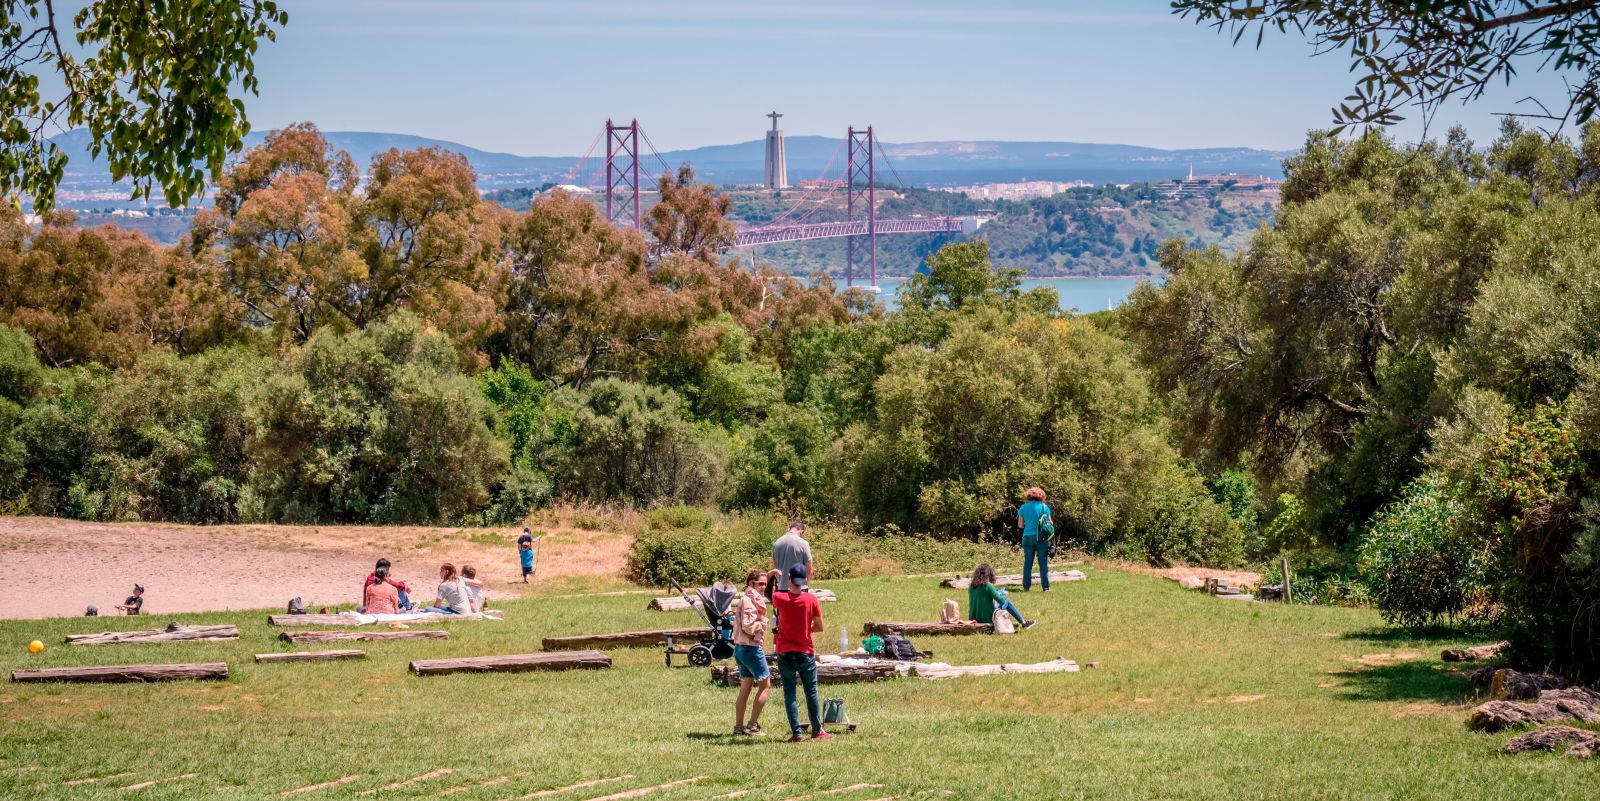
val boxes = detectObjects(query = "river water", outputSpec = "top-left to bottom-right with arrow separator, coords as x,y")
840,275 -> 1161,313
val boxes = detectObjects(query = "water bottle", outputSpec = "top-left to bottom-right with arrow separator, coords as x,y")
839,625 -> 849,654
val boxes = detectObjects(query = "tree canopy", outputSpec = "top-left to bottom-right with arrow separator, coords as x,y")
0,0 -> 285,212
1173,1 -> 1600,130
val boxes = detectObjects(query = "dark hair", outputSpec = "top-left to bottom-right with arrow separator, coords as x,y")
374,564 -> 390,581
375,558 -> 391,570
745,569 -> 767,587
972,564 -> 996,587
788,518 -> 805,532
462,565 -> 476,579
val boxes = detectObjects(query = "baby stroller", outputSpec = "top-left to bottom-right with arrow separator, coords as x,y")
663,578 -> 736,667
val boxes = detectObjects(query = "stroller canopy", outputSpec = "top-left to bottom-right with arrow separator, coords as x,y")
698,582 -> 737,618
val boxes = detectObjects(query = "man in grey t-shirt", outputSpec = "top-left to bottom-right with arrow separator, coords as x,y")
770,519 -> 813,592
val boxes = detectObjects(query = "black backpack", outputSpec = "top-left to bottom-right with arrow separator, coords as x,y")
882,633 -> 919,661
287,597 -> 307,615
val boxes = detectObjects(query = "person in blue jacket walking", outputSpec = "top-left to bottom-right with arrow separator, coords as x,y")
1017,486 -> 1054,591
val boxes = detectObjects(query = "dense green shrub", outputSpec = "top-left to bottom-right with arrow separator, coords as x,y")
550,379 -> 726,507
245,313 -> 508,524
726,403 -> 832,515
626,506 -> 1030,588
1357,476 -> 1477,626
19,348 -> 266,522
625,506 -> 757,586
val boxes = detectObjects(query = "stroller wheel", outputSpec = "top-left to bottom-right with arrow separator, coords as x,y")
688,644 -> 714,667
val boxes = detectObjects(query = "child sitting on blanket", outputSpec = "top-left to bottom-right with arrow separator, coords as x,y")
462,564 -> 486,613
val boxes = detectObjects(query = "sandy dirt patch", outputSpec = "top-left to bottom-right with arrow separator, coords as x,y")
0,516 -> 631,620
1087,557 -> 1262,587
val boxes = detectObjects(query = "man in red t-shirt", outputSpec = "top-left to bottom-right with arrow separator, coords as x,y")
770,565 -> 831,742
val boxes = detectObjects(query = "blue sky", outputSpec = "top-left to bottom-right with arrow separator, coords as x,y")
246,0 -> 1565,155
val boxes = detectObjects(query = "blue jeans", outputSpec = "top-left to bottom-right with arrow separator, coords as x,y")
1022,537 -> 1050,591
734,644 -> 769,681
419,606 -> 460,615
777,651 -> 821,737
397,589 -> 412,610
995,599 -> 1026,624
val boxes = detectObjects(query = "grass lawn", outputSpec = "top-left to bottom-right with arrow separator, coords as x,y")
0,564 -> 1588,800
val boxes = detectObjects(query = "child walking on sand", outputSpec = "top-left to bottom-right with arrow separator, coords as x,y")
517,528 -> 539,583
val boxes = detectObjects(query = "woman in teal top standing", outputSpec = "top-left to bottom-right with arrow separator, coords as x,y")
1017,486 -> 1053,591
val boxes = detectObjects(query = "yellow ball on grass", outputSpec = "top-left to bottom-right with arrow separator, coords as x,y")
27,640 -> 44,654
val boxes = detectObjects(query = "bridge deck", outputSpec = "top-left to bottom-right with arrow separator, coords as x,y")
734,217 -> 964,247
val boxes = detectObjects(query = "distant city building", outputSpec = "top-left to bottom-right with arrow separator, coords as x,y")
797,178 -> 844,190
1154,164 -> 1278,200
948,179 -> 1093,201
764,111 -> 788,189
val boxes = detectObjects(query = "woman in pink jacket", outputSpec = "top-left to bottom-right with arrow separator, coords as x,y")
732,569 -> 771,736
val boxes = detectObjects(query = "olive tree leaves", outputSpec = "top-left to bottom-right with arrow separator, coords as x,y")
0,0 -> 287,211
1172,1 -> 1600,133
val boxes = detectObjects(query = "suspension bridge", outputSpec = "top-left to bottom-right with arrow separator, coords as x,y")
563,119 -> 980,287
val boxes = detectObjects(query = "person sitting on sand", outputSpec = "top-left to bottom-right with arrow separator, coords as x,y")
420,563 -> 470,615
364,558 -> 413,611
114,583 -> 144,615
363,564 -> 402,615
968,564 -> 1034,629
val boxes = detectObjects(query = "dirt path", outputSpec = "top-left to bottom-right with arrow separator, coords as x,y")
0,517 -> 631,620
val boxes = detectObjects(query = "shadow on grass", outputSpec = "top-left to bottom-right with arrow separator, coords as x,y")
1339,624 -> 1485,644
683,732 -> 767,746
1335,660 -> 1477,704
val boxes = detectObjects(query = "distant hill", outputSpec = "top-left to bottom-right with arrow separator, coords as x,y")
47,128 -> 1293,206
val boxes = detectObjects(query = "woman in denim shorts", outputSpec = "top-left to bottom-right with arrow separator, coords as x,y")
732,568 -> 772,736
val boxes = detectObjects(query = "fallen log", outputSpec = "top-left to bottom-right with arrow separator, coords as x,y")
65,623 -> 239,645
1443,642 -> 1507,662
861,621 -> 991,637
410,650 -> 611,676
649,589 -> 836,611
254,650 -> 366,664
941,571 -> 1085,590
913,657 -> 1079,680
541,627 -> 712,651
711,661 -> 896,686
266,612 -> 478,627
11,662 -> 228,684
279,630 -> 449,644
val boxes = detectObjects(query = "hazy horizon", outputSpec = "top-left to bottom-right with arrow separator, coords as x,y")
232,0 -> 1565,156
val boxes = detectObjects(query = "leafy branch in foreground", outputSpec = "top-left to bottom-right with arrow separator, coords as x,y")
0,0 -> 287,212
1171,1 -> 1600,132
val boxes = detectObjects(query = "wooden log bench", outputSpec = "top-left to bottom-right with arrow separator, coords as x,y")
266,612 -> 475,627
862,621 -> 992,637
1443,642 -> 1507,662
410,650 -> 611,676
279,630 -> 449,645
710,661 -> 897,686
648,588 -> 837,611
541,627 -> 712,651
65,623 -> 239,645
11,662 -> 228,684
941,571 -> 1086,590
255,650 -> 366,664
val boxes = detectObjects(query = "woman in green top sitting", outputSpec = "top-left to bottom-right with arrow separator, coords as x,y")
967,564 -> 1035,629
